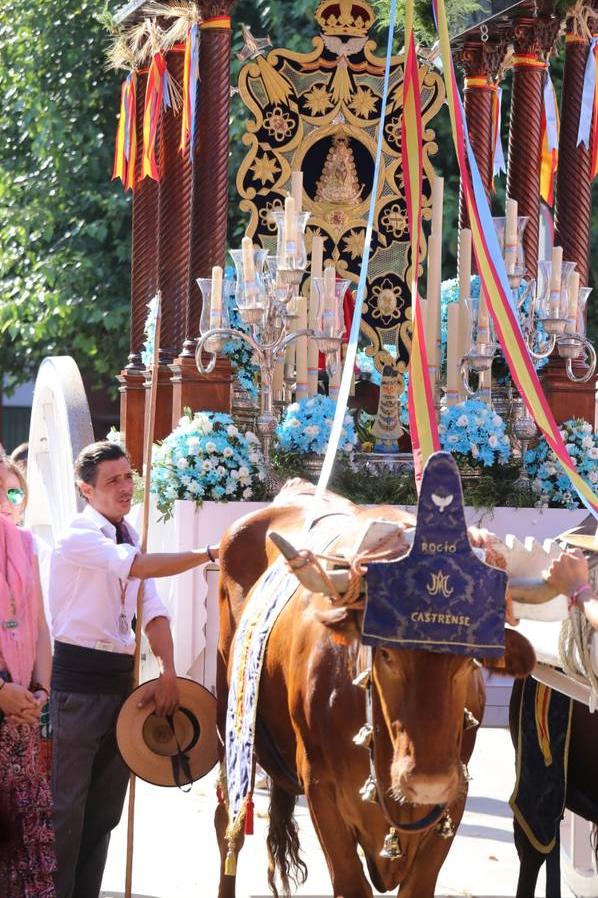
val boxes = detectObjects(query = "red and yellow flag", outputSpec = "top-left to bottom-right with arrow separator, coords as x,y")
143,53 -> 168,182
180,24 -> 200,158
112,72 -> 137,192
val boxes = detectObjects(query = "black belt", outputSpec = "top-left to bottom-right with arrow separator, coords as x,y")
52,641 -> 134,695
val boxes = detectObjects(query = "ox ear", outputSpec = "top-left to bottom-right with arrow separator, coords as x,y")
482,628 -> 536,678
314,605 -> 362,645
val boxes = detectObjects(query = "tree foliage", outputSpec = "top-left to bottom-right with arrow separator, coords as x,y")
0,0 -> 130,393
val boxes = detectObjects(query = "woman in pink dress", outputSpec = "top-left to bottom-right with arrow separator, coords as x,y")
0,455 -> 55,896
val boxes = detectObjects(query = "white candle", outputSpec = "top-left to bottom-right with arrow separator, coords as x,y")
566,271 -> 580,334
446,303 -> 460,406
550,245 -> 563,317
458,228 -> 472,301
323,264 -> 336,319
296,298 -> 308,400
426,232 -> 442,379
477,291 -> 490,348
291,171 -> 303,213
210,265 -> 223,330
456,300 -> 468,403
273,360 -> 284,397
308,236 -> 324,396
284,195 -> 297,255
431,174 -> 444,238
241,235 -> 256,287
505,198 -> 518,275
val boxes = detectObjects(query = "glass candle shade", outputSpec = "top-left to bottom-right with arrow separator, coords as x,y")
197,277 -> 230,352
493,215 -> 528,276
270,210 -> 310,272
229,247 -> 269,324
313,276 -> 351,352
464,295 -> 497,371
537,260 -> 577,334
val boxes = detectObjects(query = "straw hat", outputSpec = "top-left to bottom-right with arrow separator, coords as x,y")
559,514 -> 598,553
116,677 -> 219,787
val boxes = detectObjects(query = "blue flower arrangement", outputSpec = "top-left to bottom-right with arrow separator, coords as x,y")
439,399 -> 511,468
276,395 -> 358,456
525,418 -> 598,509
151,411 -> 265,518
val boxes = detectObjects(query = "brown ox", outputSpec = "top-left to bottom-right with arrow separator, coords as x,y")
215,481 -> 536,898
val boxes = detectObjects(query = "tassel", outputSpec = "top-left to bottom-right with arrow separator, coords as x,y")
463,708 -> 479,730
353,724 -> 373,749
380,826 -> 403,860
244,795 -> 254,835
112,79 -> 128,185
330,57 -> 352,104
113,72 -> 137,191
142,53 -> 167,182
540,70 -> 559,206
224,848 -> 237,876
591,43 -> 598,180
352,668 -> 371,689
216,784 -> 225,805
491,85 -> 506,190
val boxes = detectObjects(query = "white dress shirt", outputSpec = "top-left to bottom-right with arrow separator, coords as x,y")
49,504 -> 169,654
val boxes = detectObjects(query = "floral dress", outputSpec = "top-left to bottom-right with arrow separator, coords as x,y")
0,671 -> 55,897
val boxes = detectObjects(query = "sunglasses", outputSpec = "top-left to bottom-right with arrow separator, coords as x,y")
6,488 -> 25,506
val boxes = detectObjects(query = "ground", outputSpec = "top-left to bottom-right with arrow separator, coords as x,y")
100,728 -> 576,898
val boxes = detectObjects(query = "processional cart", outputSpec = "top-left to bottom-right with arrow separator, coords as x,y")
24,0 -> 598,892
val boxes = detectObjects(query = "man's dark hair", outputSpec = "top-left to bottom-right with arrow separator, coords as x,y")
74,441 -> 129,487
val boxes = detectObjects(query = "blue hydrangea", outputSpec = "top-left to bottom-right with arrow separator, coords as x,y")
276,395 -> 358,456
221,275 -> 259,400
525,418 -> 598,509
151,411 -> 265,518
439,399 -> 511,468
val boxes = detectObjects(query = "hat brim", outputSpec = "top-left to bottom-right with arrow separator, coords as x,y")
561,533 -> 598,553
116,677 -> 219,787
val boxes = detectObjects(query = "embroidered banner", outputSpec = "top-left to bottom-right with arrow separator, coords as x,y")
432,0 -> 598,518
362,452 -> 507,657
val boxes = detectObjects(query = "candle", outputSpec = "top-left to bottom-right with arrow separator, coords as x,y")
430,174 -> 444,238
549,245 -> 563,317
273,359 -> 284,398
323,264 -> 336,329
426,232 -> 442,385
446,303 -> 460,406
477,290 -> 490,349
505,198 -> 518,275
566,271 -> 580,335
291,171 -> 303,213
308,236 -> 324,396
284,195 -> 297,257
456,300 -> 468,403
296,298 -> 308,400
210,265 -> 223,330
241,235 -> 256,293
458,228 -> 472,301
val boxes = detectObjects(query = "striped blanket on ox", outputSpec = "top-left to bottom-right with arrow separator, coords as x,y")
224,522 -> 341,846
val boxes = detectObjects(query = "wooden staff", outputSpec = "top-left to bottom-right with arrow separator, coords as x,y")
124,292 -> 162,898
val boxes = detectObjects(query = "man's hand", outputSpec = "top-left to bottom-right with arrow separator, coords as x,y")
547,549 -> 589,597
468,526 -> 493,549
138,671 -> 180,717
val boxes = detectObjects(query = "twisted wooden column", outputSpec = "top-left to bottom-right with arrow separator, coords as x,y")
507,17 -> 559,280
545,25 -> 598,427
554,33 -> 595,287
171,3 -> 234,425
119,69 -> 159,472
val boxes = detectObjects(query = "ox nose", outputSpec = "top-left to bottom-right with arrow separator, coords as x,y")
400,768 -> 461,806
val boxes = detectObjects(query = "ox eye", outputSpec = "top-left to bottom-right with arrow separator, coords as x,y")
379,648 -> 393,664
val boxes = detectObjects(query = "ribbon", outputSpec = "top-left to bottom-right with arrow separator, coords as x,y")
403,0 -> 440,481
432,0 -> 598,518
180,24 -> 200,159
315,0 -> 397,498
142,53 -> 170,182
112,72 -> 138,192
540,70 -> 559,206
492,86 -> 506,181
591,40 -> 598,179
577,36 -> 598,150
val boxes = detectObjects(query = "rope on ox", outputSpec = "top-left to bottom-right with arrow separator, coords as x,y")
559,607 -> 598,712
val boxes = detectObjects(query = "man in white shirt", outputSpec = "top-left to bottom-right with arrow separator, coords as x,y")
49,441 -> 218,898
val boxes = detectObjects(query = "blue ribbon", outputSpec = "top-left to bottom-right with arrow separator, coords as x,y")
543,70 -> 559,153
315,0 -> 397,497
493,87 -> 506,176
577,37 -> 598,148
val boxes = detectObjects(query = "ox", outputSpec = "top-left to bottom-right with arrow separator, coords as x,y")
215,481 -> 537,898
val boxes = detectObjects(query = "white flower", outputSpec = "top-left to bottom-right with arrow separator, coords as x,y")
306,398 -> 316,408
492,415 -> 502,426
223,447 -> 234,458
582,422 -> 593,433
288,418 -> 301,429
176,457 -> 189,470
474,417 -> 484,427
243,488 -> 253,499
245,432 -> 260,444
448,435 -> 459,444
227,425 -> 239,438
202,459 -> 213,472
205,441 -> 217,453
230,469 -> 239,480
589,447 -> 598,459
582,436 -> 593,449
342,442 -> 354,453
471,444 -> 479,458
238,466 -> 250,478
305,425 -> 320,437
344,415 -> 352,425
457,415 -> 468,427
217,466 -> 226,476
187,436 -> 200,452
488,435 -> 498,448
287,403 -> 300,414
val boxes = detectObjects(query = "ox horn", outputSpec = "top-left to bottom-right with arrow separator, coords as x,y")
269,531 -> 349,597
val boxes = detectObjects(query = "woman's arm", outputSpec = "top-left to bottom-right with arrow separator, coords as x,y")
31,556 -> 52,701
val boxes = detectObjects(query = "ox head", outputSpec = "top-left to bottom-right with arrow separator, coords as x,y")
269,526 -> 541,810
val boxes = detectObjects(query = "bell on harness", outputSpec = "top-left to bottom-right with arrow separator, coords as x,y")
380,827 -> 403,860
